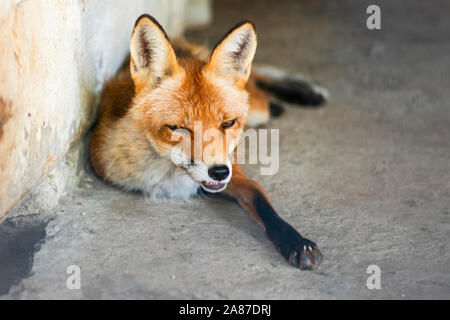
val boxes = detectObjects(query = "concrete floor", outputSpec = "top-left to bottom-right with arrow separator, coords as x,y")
2,0 -> 449,299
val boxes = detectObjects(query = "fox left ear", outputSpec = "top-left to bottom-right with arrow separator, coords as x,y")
130,14 -> 181,92
205,21 -> 257,88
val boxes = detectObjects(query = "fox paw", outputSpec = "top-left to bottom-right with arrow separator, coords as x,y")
269,223 -> 323,270
286,238 -> 323,270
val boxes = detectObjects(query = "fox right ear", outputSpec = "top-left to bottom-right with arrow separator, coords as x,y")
130,14 -> 181,91
205,21 -> 257,89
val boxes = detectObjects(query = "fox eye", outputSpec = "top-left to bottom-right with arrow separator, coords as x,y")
166,125 -> 190,135
167,125 -> 182,131
221,119 -> 236,130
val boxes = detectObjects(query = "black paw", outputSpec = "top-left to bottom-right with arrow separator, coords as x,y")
286,237 -> 323,270
269,101 -> 285,117
268,221 -> 323,270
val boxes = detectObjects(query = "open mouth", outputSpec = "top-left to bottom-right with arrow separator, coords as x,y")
201,181 -> 226,192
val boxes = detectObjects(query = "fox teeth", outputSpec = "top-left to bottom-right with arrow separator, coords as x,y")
204,182 -> 221,186
201,181 -> 226,192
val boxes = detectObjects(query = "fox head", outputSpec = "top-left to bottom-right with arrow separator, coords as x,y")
128,15 -> 257,193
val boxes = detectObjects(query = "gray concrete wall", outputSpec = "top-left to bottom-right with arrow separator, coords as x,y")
0,0 -> 210,221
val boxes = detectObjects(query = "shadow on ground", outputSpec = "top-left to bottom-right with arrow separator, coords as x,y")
0,215 -> 49,295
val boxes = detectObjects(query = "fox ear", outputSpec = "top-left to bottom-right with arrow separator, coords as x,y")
130,14 -> 181,91
205,21 -> 257,88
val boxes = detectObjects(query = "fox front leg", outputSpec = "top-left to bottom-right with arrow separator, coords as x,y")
224,164 -> 323,270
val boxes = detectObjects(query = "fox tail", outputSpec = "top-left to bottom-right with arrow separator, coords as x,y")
252,65 -> 329,108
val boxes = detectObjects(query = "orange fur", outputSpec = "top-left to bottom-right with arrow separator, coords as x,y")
89,15 -> 323,270
90,15 -> 269,192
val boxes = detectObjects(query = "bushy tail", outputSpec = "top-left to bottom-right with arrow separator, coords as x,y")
252,66 -> 329,107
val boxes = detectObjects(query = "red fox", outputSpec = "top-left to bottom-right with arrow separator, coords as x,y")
89,14 -> 326,270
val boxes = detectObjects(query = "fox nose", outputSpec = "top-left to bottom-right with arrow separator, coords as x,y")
208,165 -> 230,181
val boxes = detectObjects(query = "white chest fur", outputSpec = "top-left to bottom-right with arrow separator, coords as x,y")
138,156 -> 200,200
